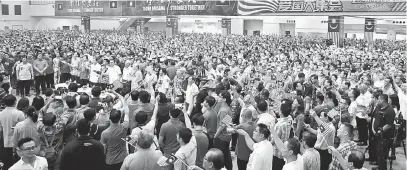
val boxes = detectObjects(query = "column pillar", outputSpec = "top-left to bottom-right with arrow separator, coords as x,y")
166,16 -> 179,38
231,18 -> 244,35
387,28 -> 396,40
221,18 -> 231,35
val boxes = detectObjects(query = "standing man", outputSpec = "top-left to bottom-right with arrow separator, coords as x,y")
44,53 -> 54,89
33,54 -> 48,95
329,123 -> 358,170
89,59 -> 101,87
234,109 -> 256,170
0,95 -> 25,170
60,119 -> 106,170
16,56 -> 34,97
371,94 -> 396,170
203,96 -> 218,149
9,138 -> 48,170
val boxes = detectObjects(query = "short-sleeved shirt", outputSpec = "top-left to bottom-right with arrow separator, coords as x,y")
216,104 -> 233,142
303,148 -> 320,170
273,116 -> 293,158
203,108 -> 217,138
9,156 -> 48,170
0,107 -> 25,147
159,118 -> 185,156
193,129 -> 209,168
329,141 -> 358,170
120,148 -> 161,170
101,124 -> 129,165
235,122 -> 256,161
373,103 -> 396,138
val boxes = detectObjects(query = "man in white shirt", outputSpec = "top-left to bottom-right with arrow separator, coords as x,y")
355,84 -> 372,146
89,59 -> 101,86
236,123 -> 274,170
185,77 -> 199,110
10,137 -> 48,170
174,127 -> 197,170
16,57 -> 34,97
107,60 -> 122,85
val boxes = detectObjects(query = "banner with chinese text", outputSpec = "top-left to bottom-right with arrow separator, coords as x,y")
55,0 -> 122,16
238,0 -> 406,15
122,0 -> 237,16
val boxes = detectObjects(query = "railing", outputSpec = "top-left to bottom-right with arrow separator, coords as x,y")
29,0 -> 55,5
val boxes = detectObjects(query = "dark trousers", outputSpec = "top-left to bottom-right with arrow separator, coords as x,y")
357,117 -> 368,143
34,75 -> 46,94
46,73 -> 54,88
237,158 -> 248,170
106,162 -> 123,170
214,138 -> 232,170
231,133 -> 238,151
208,136 -> 214,149
377,137 -> 392,170
317,149 -> 332,170
272,156 -> 285,170
60,73 -> 71,83
3,147 -> 13,170
2,82 -> 10,94
18,80 -> 31,96
368,121 -> 377,162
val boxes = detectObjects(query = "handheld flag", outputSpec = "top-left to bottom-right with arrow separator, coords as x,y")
222,114 -> 233,126
121,136 -> 137,148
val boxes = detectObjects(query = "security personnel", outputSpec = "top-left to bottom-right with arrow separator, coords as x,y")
372,94 -> 395,170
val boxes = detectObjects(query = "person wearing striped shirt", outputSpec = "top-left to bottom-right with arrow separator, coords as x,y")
273,99 -> 294,170
305,109 -> 337,170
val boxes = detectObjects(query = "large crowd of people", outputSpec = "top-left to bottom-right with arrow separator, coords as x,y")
0,29 -> 406,170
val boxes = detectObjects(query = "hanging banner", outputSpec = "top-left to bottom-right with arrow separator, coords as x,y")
55,0 -> 122,16
122,0 -> 237,16
238,0 -> 406,15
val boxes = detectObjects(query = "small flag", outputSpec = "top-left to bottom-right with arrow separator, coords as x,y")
319,123 -> 332,137
110,1 -> 117,8
121,136 -> 137,147
222,114 -> 233,126
157,156 -> 169,166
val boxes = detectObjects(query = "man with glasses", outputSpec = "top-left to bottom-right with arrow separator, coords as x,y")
9,137 -> 48,170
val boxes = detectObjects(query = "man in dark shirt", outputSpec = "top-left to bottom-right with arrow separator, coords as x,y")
60,119 -> 106,170
88,86 -> 103,112
372,94 -> 396,170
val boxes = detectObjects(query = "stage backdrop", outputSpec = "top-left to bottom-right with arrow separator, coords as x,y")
237,0 -> 406,15
122,0 -> 237,16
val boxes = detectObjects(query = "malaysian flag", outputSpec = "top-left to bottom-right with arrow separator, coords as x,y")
364,18 -> 375,43
121,136 -> 137,147
392,2 -> 406,11
222,114 -> 233,126
157,154 -> 181,167
238,0 -> 279,16
327,16 -> 342,47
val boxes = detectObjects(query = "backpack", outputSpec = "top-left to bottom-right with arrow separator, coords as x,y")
41,128 -> 58,164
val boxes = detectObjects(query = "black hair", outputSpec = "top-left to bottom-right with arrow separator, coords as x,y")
77,119 -> 91,136
43,112 -> 57,126
302,131 -> 317,148
158,92 -> 167,103
280,99 -> 292,117
17,97 -> 30,111
68,83 -> 79,92
170,108 -> 182,118
3,94 -> 17,107
17,137 -> 34,149
79,94 -> 90,105
83,108 -> 97,122
257,123 -> 271,139
109,109 -> 122,123
348,150 -> 365,169
135,111 -> 148,125
379,94 -> 389,103
91,86 -> 102,97
130,90 -> 139,101
44,88 -> 53,97
65,96 -> 77,109
178,127 -> 193,144
257,100 -> 268,112
24,106 -> 38,123
139,91 -> 150,104
192,114 -> 205,126
205,96 -> 216,107
342,123 -> 354,138
220,90 -> 232,106
286,138 -> 301,156
389,94 -> 400,111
